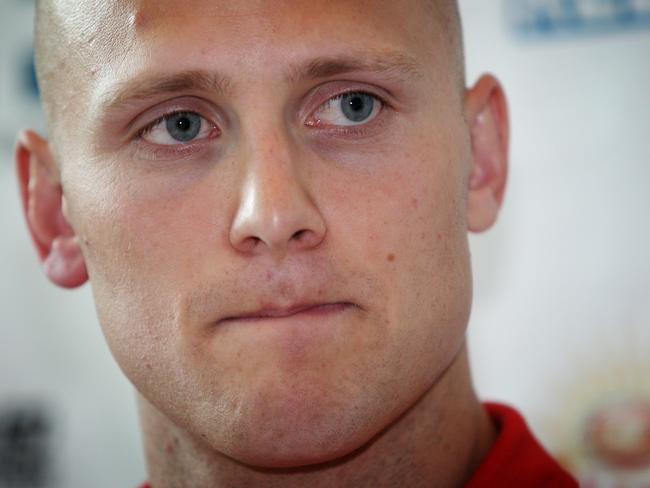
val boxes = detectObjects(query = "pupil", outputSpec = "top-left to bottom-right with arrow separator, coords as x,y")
349,96 -> 363,112
176,117 -> 190,132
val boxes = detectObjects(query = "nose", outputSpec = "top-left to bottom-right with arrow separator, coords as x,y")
229,129 -> 326,258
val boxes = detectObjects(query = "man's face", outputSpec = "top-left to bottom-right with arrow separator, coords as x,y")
54,0 -> 474,467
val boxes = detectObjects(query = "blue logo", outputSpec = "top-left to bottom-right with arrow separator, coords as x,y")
506,0 -> 650,38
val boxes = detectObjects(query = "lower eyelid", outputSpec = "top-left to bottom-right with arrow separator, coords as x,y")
309,109 -> 391,140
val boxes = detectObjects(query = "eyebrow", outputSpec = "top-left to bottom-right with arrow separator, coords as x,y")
287,50 -> 424,84
98,50 -> 423,115
100,70 -> 232,114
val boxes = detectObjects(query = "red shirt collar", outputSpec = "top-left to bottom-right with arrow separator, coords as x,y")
465,402 -> 578,487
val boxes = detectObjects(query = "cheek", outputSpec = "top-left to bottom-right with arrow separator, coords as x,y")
332,147 -> 472,372
66,167 -> 226,374
338,149 -> 468,278
78,165 -> 223,285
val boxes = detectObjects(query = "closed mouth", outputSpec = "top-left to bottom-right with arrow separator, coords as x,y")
220,302 -> 356,323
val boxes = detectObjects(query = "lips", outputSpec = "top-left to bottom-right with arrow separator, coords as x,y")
219,302 -> 356,323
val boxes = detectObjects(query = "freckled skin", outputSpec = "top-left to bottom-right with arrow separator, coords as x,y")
25,0 -> 509,486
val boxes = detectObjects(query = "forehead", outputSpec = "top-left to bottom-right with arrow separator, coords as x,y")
45,0 -> 451,137
90,3 -> 436,99
52,0 -> 442,76
115,0 -> 436,35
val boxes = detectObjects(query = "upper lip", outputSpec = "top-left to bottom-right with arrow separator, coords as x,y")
220,302 -> 353,322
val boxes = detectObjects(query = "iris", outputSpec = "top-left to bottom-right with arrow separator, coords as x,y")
340,92 -> 375,123
165,112 -> 202,142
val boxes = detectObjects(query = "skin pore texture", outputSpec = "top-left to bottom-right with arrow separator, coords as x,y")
18,0 -> 509,486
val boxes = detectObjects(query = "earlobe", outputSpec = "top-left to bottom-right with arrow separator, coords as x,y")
464,74 -> 509,233
15,130 -> 88,288
43,235 -> 89,288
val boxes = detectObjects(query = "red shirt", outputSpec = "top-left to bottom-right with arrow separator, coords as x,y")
466,402 -> 578,487
140,403 -> 578,487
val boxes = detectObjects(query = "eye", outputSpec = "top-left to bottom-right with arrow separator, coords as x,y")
308,91 -> 382,127
140,111 -> 217,145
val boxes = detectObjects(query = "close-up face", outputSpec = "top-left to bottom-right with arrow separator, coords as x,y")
28,0 -> 503,469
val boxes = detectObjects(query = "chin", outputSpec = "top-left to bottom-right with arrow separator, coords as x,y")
207,389 -> 385,469
225,423 -> 372,470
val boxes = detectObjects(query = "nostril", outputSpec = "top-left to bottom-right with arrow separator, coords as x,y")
239,236 -> 262,253
289,228 -> 325,250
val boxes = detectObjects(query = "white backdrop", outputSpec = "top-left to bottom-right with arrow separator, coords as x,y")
1,1 -> 649,486
462,2 -> 650,483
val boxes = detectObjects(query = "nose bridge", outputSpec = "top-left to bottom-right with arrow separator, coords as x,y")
229,121 -> 326,257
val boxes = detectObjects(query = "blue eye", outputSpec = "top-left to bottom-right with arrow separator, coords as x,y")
166,112 -> 202,142
310,91 -> 382,127
340,92 -> 375,123
140,111 -> 216,145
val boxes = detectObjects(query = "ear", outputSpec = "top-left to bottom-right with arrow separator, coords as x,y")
464,74 -> 509,233
15,130 -> 88,288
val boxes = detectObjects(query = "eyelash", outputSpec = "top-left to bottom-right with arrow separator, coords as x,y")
135,111 -> 212,139
137,118 -> 163,138
133,89 -> 388,145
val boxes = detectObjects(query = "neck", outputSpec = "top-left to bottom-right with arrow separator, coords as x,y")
138,345 -> 495,488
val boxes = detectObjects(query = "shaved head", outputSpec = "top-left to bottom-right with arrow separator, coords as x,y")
34,0 -> 138,148
19,0 -> 513,484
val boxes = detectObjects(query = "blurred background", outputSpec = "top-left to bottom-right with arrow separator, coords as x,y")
1,0 -> 649,486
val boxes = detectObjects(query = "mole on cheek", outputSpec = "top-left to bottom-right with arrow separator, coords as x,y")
387,253 -> 396,262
